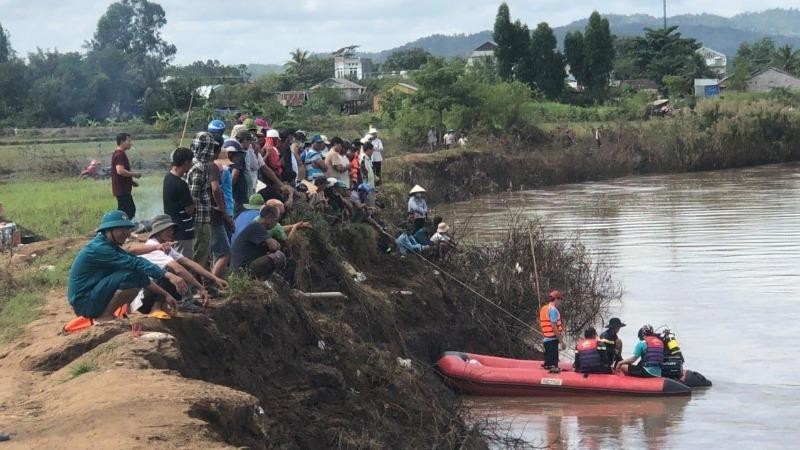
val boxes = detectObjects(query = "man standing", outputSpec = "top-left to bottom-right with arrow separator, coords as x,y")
539,290 -> 565,373
427,127 -> 437,152
599,317 -> 626,369
367,127 -> 384,182
303,135 -> 327,181
163,147 -> 195,258
325,137 -> 349,187
187,132 -> 217,269
359,142 -> 376,188
111,132 -> 141,219
67,210 -> 186,323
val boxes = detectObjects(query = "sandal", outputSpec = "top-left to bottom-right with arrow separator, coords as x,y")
147,310 -> 171,320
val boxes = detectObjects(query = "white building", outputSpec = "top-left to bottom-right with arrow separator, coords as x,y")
697,47 -> 727,77
466,41 -> 497,67
332,45 -> 372,80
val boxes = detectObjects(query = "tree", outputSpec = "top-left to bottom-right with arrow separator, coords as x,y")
493,3 -> 516,81
526,22 -> 565,100
382,47 -> 432,72
413,58 -> 472,129
582,11 -> 614,99
563,12 -> 614,101
281,53 -> 332,90
564,31 -> 587,85
287,49 -> 309,70
168,59 -> 249,83
87,0 -> 176,117
0,23 -> 12,63
733,38 -> 776,75
771,45 -> 800,75
616,26 -> 711,92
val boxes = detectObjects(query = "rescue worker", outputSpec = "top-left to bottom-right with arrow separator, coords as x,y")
573,327 -> 611,374
599,317 -> 626,369
539,290 -> 565,373
618,324 -> 664,378
660,327 -> 685,379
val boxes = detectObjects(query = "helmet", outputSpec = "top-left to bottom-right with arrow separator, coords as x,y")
637,324 -> 654,340
208,119 -> 226,133
266,129 -> 280,138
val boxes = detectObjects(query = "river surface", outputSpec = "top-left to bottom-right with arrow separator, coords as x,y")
438,163 -> 800,449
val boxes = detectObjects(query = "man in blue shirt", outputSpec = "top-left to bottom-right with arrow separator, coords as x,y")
67,210 -> 187,322
618,324 -> 664,377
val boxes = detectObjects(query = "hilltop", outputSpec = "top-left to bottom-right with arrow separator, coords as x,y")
359,8 -> 800,62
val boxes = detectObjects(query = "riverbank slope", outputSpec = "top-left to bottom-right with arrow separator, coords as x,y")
388,98 -> 800,203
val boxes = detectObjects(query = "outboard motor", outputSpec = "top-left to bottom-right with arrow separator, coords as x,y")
660,328 -> 685,380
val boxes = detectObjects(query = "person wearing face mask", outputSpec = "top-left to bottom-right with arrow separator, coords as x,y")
407,185 -> 428,222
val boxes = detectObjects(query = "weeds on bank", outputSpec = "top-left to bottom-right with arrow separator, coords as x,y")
69,361 -> 98,379
0,247 -> 76,342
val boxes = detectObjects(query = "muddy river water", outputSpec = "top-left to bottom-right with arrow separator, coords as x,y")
438,163 -> 800,449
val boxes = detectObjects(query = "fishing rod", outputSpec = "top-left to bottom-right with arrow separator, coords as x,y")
375,223 -> 573,359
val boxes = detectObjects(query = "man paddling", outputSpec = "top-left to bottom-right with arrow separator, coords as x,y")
539,290 -> 565,373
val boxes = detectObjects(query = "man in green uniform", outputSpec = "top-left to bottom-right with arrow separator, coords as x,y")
67,210 -> 186,322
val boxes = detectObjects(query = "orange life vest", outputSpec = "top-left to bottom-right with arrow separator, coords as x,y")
539,303 -> 563,338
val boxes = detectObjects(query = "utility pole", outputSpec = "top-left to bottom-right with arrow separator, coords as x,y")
663,0 -> 667,30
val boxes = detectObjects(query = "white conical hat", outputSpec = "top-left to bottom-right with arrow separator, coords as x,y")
409,185 -> 426,194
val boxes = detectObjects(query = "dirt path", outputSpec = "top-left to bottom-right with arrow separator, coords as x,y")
0,291 -> 267,449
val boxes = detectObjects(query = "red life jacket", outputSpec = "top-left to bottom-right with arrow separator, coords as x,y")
643,335 -> 665,367
539,303 -> 563,338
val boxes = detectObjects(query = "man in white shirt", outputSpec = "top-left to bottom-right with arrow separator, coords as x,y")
128,215 -> 228,317
367,127 -> 384,182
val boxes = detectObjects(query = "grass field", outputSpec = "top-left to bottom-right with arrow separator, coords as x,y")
0,176 -> 163,238
0,137 -> 177,173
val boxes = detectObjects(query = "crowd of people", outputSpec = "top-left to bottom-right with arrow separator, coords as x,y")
539,291 -> 685,379
66,118 -> 454,326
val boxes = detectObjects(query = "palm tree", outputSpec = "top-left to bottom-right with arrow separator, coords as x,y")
287,49 -> 309,70
771,45 -> 800,75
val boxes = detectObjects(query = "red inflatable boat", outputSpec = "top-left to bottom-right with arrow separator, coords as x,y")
436,352 -> 692,396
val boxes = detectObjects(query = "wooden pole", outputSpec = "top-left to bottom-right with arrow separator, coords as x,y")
178,92 -> 195,147
528,225 -> 542,310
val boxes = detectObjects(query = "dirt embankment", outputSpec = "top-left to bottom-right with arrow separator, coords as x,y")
387,118 -> 800,205
0,226 -> 539,448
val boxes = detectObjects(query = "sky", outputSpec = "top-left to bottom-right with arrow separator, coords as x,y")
0,0 -> 793,65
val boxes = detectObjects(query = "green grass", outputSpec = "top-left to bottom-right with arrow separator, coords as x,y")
0,138 -> 176,173
0,292 -> 46,342
0,175 -> 164,238
69,361 -> 98,379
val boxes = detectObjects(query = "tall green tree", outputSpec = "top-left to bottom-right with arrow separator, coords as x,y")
281,51 -> 333,90
382,47 -> 432,72
564,31 -> 586,85
87,0 -> 176,117
526,22 -> 565,100
493,3 -> 516,81
582,11 -> 614,99
0,23 -> 12,63
563,12 -> 614,101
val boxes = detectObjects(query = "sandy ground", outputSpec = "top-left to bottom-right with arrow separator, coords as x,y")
0,290 -> 267,449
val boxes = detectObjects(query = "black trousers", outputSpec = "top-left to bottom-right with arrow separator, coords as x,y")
372,161 -> 382,182
116,194 -> 136,219
138,277 -> 179,314
543,339 -> 560,367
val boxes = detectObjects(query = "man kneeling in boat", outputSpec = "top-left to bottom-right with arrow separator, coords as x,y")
617,324 -> 664,378
573,327 -> 612,374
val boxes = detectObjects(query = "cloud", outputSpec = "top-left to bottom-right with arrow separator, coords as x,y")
0,0 -> 791,64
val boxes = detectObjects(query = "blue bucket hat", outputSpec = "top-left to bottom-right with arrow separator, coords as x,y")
357,182 -> 373,193
96,210 -> 135,233
310,134 -> 323,143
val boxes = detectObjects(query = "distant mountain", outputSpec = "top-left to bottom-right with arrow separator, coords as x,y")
359,31 -> 493,63
246,64 -> 284,80
360,8 -> 800,62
